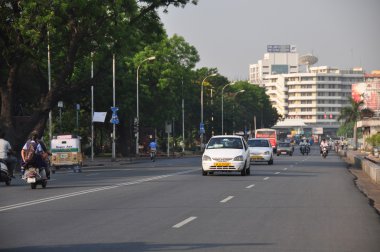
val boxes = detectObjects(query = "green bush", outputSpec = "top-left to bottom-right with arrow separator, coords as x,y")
367,134 -> 380,147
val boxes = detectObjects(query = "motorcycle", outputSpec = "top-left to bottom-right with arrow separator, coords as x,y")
0,160 -> 11,186
23,166 -> 48,189
322,146 -> 328,158
300,145 -> 306,155
305,145 -> 310,155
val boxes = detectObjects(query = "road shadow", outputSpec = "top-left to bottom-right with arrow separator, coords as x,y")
0,241 -> 274,252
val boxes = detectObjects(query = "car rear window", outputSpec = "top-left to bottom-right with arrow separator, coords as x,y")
278,143 -> 290,147
206,137 -> 243,149
248,139 -> 270,147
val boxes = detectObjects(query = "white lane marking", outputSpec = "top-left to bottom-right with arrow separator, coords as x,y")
172,216 -> 197,228
283,168 -> 288,171
263,177 -> 270,180
246,184 -> 255,189
220,196 -> 234,203
82,168 -> 133,172
0,169 -> 195,212
85,173 -> 100,177
274,172 -> 280,175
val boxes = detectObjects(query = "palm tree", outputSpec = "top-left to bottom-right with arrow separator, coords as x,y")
337,97 -> 364,150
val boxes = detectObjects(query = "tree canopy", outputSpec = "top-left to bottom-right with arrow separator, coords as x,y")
0,0 -> 280,155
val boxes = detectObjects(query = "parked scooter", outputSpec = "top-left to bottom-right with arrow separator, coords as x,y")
322,146 -> 328,158
0,160 -> 11,186
23,166 -> 48,189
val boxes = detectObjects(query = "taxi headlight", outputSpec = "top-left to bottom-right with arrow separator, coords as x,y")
202,155 -> 212,161
264,151 -> 270,155
233,155 -> 244,161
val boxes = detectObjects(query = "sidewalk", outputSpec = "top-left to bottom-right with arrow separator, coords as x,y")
342,151 -> 380,214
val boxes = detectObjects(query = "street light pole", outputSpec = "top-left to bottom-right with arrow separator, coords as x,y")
112,53 -> 116,161
201,73 -> 217,151
232,90 -> 245,135
221,82 -> 236,135
136,56 -> 155,155
182,78 -> 185,153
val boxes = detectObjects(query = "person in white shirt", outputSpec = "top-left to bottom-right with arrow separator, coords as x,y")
0,131 -> 17,177
320,139 -> 329,155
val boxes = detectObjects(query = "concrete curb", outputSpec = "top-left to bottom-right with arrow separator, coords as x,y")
340,150 -> 380,214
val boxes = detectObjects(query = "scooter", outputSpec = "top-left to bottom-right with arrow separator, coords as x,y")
23,166 -> 48,189
322,147 -> 328,159
0,160 -> 11,186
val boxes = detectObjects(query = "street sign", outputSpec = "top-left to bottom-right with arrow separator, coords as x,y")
110,107 -> 119,124
200,122 -> 205,134
165,121 -> 172,134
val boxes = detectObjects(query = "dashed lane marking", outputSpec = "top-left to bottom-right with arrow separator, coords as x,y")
263,177 -> 270,180
172,217 -> 197,228
220,196 -> 234,203
246,184 -> 255,189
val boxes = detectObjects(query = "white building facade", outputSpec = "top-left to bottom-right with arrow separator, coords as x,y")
263,66 -> 364,128
249,45 -> 299,85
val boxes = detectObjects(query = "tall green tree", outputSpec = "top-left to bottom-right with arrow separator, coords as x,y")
337,97 -> 364,149
0,0 -> 197,150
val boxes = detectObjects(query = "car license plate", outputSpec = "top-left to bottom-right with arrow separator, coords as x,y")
251,155 -> 263,160
214,162 -> 231,167
281,152 -> 287,154
27,178 -> 36,183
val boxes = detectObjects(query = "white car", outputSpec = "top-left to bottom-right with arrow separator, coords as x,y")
247,138 -> 274,165
202,135 -> 251,176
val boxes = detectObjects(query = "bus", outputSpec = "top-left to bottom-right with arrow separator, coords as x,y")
255,128 -> 277,152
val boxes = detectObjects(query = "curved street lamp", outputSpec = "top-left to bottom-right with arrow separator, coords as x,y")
232,90 -> 245,135
221,81 -> 236,134
136,56 -> 155,155
200,73 -> 217,151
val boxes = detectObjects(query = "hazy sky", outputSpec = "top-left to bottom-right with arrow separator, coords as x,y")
159,0 -> 380,80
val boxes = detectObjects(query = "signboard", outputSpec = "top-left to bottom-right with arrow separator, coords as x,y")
267,44 -> 296,53
93,112 -> 107,122
352,82 -> 380,111
312,127 -> 323,134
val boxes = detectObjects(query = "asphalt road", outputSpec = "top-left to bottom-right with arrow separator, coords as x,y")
1,146 -> 380,252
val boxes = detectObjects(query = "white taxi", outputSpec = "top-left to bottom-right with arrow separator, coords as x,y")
202,135 -> 250,176
248,138 -> 274,165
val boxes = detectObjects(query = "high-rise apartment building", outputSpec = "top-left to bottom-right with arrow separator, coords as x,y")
263,66 -> 364,128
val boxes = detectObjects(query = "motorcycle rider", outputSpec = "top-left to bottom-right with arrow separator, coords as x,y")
0,131 -> 17,178
320,138 -> 329,156
149,139 -> 157,161
21,131 -> 51,179
299,138 -> 310,154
